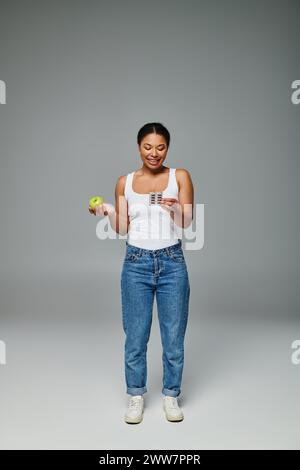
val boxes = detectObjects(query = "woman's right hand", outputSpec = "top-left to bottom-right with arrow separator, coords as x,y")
88,202 -> 114,217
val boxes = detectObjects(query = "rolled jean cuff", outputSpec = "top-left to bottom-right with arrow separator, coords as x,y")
127,386 -> 147,396
162,388 -> 180,397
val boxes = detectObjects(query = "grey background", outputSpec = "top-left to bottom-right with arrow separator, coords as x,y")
0,0 -> 299,449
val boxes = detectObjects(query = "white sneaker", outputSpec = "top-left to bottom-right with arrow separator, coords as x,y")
163,395 -> 184,422
124,395 -> 144,424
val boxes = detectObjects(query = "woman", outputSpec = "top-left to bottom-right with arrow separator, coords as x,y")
89,122 -> 194,424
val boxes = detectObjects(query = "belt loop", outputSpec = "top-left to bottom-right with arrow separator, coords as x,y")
166,246 -> 170,256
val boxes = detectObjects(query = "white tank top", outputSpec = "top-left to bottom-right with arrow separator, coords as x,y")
124,168 -> 181,250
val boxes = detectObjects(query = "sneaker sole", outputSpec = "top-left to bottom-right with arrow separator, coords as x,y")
124,414 -> 143,424
164,413 -> 184,422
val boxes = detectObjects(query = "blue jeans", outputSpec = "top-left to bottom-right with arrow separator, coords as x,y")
120,240 -> 190,397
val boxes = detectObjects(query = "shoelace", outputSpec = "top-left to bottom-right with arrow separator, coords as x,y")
165,397 -> 179,409
129,397 -> 143,410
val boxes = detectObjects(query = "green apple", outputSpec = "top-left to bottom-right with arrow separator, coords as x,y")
89,195 -> 104,209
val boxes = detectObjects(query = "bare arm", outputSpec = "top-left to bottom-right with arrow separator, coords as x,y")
89,175 -> 129,235
160,169 -> 194,228
113,175 -> 130,235
176,169 -> 194,228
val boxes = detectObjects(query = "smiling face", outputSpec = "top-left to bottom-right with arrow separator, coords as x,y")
138,133 -> 168,170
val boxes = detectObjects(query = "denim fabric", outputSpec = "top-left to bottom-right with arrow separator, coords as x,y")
120,240 -> 190,397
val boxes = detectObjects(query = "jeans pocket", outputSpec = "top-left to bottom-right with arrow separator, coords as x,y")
124,250 -> 142,262
169,249 -> 185,263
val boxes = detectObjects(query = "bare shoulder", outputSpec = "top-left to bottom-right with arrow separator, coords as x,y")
115,174 -> 127,195
175,168 -> 192,178
175,168 -> 193,189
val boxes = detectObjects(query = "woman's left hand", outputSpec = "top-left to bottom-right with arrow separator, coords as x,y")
159,198 -> 181,214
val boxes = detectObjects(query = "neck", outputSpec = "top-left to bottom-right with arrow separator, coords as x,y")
140,164 -> 168,176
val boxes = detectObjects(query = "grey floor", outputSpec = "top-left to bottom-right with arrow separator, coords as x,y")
0,270 -> 299,450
